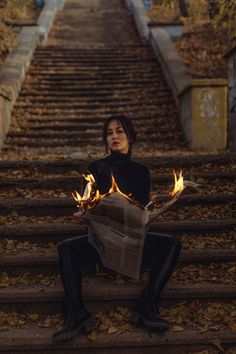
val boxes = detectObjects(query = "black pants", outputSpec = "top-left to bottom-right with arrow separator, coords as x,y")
58,232 -> 181,304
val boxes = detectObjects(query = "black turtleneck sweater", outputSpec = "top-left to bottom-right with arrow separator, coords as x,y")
87,151 -> 150,206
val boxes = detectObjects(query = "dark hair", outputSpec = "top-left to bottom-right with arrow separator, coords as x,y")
103,115 -> 136,153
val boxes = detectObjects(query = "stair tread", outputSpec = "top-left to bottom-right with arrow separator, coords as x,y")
1,280 -> 236,302
0,325 -> 235,349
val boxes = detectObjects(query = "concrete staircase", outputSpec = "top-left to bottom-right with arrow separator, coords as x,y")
0,0 -> 235,353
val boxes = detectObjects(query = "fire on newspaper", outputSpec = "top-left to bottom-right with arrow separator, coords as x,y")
72,171 -> 200,280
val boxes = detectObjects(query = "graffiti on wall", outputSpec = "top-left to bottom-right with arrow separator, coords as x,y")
196,88 -> 222,143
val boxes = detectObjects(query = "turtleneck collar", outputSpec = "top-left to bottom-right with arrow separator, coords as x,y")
105,150 -> 131,166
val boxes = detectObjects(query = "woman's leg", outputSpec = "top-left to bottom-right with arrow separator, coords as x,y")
130,232 -> 181,330
53,234 -> 100,341
58,234 -> 100,299
143,232 -> 181,298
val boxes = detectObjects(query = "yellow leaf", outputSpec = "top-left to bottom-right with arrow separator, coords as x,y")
28,314 -> 39,321
108,326 -> 119,334
87,330 -> 97,342
0,311 -> 7,319
209,338 -> 224,351
172,325 -> 184,331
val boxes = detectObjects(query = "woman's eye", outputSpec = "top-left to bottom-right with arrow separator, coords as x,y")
117,129 -> 124,134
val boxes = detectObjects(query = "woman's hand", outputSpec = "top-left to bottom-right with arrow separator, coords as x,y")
151,194 -> 158,202
73,210 -> 84,224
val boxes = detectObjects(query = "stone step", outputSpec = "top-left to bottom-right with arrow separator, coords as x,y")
5,136 -> 182,148
0,325 -> 235,354
0,194 -> 235,217
5,127 -> 182,140
21,82 -> 167,91
2,169 -> 234,181
20,85 -> 168,93
16,96 -> 133,104
2,248 -> 236,266
14,100 -> 172,110
29,59 -> 158,67
16,93 -> 170,104
32,55 -> 155,62
27,67 -> 162,74
34,45 -> 148,53
1,280 -> 236,314
5,132 -> 183,148
17,111 -> 175,121
0,219 -> 235,244
23,78 -> 162,86
27,70 -> 164,78
23,121 -> 172,131
14,101 -> 171,110
19,88 -> 169,98
0,154 -> 235,170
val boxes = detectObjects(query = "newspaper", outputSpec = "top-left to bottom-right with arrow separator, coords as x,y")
83,193 -> 150,280
82,180 -> 199,280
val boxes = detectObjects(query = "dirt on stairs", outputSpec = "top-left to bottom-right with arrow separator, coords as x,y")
0,0 -> 236,353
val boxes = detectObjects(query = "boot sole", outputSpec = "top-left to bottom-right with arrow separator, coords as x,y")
129,311 -> 169,331
53,316 -> 95,343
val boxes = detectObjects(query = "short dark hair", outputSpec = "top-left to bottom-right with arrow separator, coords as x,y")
103,115 -> 136,153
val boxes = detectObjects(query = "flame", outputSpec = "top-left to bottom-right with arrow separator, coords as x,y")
108,174 -> 133,202
72,190 -> 82,203
169,170 -> 184,197
72,172 -> 102,209
72,172 -> 133,211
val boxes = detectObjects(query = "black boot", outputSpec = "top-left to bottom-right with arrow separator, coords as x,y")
130,290 -> 169,331
53,296 -> 94,342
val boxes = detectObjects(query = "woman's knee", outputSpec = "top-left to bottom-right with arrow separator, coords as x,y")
173,236 -> 182,255
58,234 -> 88,256
149,232 -> 181,254
58,239 -> 71,256
166,233 -> 181,254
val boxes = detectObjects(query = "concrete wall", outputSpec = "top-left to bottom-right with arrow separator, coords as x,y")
125,0 -> 228,150
0,0 -> 65,149
128,0 -> 150,44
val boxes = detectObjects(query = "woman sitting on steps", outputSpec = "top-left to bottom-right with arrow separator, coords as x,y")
53,115 -> 181,342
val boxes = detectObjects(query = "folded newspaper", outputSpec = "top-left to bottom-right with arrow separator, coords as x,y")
81,178 -> 199,280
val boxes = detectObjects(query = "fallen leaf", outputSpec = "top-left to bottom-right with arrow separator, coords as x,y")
108,326 -> 119,334
28,314 -> 39,321
209,338 -> 224,351
87,330 -> 97,342
172,325 -> 184,331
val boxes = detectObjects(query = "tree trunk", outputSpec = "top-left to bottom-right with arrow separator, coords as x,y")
178,0 -> 188,17
208,0 -> 220,20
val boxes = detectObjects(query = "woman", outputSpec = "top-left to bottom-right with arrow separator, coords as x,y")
53,115 -> 181,342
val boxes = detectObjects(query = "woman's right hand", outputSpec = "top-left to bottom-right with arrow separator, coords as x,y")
73,210 -> 84,224
151,194 -> 158,202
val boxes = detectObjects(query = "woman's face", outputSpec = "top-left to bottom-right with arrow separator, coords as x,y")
106,120 -> 129,154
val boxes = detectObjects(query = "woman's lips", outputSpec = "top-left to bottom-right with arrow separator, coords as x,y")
112,142 -> 120,145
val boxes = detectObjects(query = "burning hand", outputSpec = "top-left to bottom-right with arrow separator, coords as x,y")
73,211 -> 84,224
